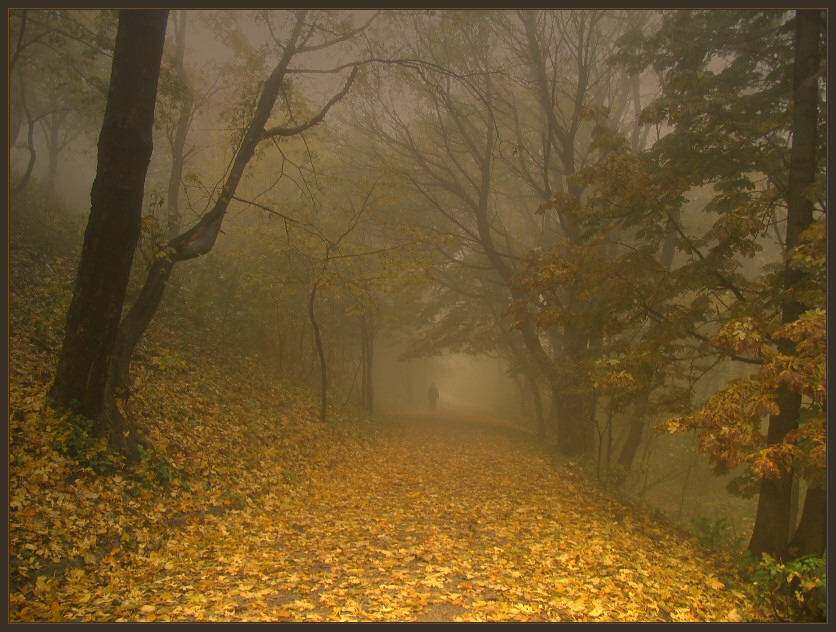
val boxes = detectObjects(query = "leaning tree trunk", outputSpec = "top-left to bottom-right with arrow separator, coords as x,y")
105,10 -> 357,410
107,11 -> 306,394
48,10 -> 169,460
748,9 -> 821,560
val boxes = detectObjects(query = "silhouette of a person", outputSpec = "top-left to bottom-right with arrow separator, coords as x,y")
427,382 -> 439,411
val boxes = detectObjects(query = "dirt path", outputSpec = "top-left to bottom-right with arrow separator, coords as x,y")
48,413 -> 756,622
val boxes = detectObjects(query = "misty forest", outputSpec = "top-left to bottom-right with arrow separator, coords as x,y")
7,9 -> 827,623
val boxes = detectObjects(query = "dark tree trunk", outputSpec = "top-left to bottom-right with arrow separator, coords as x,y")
748,9 -> 821,560
748,388 -> 800,559
788,484 -> 826,556
551,323 -> 590,457
553,389 -> 589,457
105,11 -> 191,400
618,418 -> 645,474
49,11 -> 169,439
526,372 -> 545,438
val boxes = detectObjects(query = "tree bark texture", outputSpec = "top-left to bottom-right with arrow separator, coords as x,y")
49,10 -> 169,423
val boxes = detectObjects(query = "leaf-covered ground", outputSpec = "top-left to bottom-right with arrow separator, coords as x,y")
8,236 -> 766,622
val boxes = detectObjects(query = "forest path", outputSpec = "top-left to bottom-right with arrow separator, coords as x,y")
48,410 -> 753,622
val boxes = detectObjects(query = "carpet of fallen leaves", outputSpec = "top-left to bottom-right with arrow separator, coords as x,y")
8,233 -> 768,623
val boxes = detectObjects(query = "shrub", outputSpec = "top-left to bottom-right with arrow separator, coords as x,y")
751,552 -> 826,622
58,403 -> 120,475
689,515 -> 732,550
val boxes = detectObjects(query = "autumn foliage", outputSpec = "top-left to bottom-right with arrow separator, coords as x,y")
8,8 -> 826,623
10,208 -> 772,623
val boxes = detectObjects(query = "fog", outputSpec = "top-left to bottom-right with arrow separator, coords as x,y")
9,11 -> 825,620
373,342 -> 522,421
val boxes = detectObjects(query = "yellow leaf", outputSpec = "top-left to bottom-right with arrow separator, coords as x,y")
589,605 -> 604,618
706,575 -> 724,591
725,609 -> 743,622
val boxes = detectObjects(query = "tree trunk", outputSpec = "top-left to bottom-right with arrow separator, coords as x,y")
44,110 -> 63,204
217,263 -> 240,357
103,11 -> 358,412
49,11 -> 169,440
165,9 -> 192,236
109,258 -> 175,394
9,72 -> 23,146
551,323 -> 590,456
275,304 -> 284,373
108,10 -> 300,389
309,282 -> 327,422
298,315 -> 308,377
359,315 -> 368,408
748,9 -> 821,559
617,385 -> 654,475
788,484 -> 826,556
553,390 -> 589,457
525,372 -> 545,437
11,88 -> 36,196
618,210 -> 678,475
103,32 -> 198,407
617,418 -> 645,474
361,310 -> 375,415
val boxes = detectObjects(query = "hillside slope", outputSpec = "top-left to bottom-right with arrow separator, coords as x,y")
8,216 -> 764,622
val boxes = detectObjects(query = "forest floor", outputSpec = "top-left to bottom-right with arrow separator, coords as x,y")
8,221 -> 766,623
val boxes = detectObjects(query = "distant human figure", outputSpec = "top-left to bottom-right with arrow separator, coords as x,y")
427,382 -> 439,411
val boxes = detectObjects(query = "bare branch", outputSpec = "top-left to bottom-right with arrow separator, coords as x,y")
230,194 -> 298,226
295,11 -> 382,54
263,66 -> 359,139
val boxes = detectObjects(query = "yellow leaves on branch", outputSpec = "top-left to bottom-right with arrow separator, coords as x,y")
658,303 -> 825,479
589,359 -> 638,395
712,317 -> 768,357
